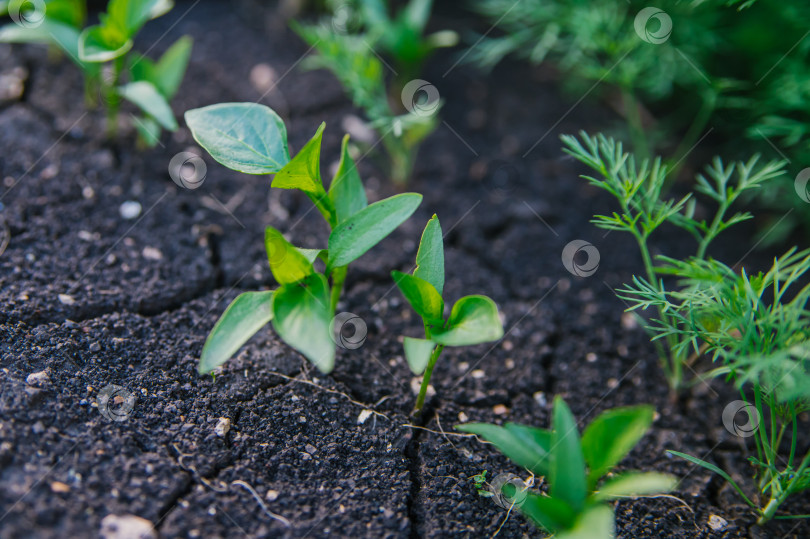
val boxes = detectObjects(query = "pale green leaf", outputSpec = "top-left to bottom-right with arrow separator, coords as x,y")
118,80 -> 177,130
550,396 -> 587,512
430,295 -> 503,347
555,504 -> 615,539
456,422 -> 552,477
264,227 -> 314,285
271,273 -> 335,373
581,405 -> 653,488
592,472 -> 676,502
327,193 -> 422,269
199,291 -> 274,374
152,34 -> 192,97
392,271 -> 443,322
519,494 -> 576,533
272,122 -> 326,195
185,103 -> 290,174
403,337 -> 435,374
328,134 -> 367,223
78,24 -> 131,62
413,214 -> 444,295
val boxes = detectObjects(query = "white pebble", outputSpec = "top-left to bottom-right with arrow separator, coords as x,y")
119,201 -> 142,220
214,417 -> 230,437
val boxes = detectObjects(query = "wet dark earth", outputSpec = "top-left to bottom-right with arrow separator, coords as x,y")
1,2 -> 808,538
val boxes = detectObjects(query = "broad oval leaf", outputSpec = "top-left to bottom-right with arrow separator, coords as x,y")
272,122 -> 326,195
456,422 -> 552,478
199,290 -> 274,374
329,134 -> 367,223
78,24 -> 131,62
519,494 -> 576,533
271,273 -> 335,373
550,396 -> 587,512
413,214 -> 444,295
328,193 -> 422,269
392,271 -> 443,322
185,103 -> 290,174
581,405 -> 653,488
264,227 -> 314,285
431,295 -> 503,347
108,0 -> 172,37
592,472 -> 676,502
403,337 -> 435,374
118,80 -> 177,130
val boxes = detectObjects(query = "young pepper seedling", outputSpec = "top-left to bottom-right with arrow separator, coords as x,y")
393,215 -> 504,414
459,397 -> 676,538
185,102 -> 422,375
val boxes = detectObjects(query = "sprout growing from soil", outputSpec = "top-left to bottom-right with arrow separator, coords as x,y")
393,215 -> 504,414
290,0 -> 456,184
0,0 -> 192,146
459,397 -> 676,538
185,102 -> 422,375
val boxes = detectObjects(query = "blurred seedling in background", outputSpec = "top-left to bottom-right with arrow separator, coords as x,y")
459,398 -> 675,538
393,215 -> 503,415
291,0 -> 456,184
0,0 -> 192,146
185,102 -> 421,374
562,131 -> 786,392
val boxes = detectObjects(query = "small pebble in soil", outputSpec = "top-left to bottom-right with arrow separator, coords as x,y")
119,201 -> 142,220
707,514 -> 728,531
533,391 -> 547,407
357,409 -> 373,424
249,63 -> 277,94
100,514 -> 156,539
265,489 -> 279,501
25,370 -> 49,387
410,378 -> 435,397
586,352 -> 597,362
458,412 -> 469,423
471,369 -> 485,379
621,312 -> 639,330
58,294 -> 76,305
493,404 -> 509,415
50,481 -> 70,493
215,417 -> 230,437
0,66 -> 27,103
141,247 -> 163,261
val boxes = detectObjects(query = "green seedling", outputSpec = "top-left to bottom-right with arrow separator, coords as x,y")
291,0 -> 455,184
622,250 -> 810,523
459,397 -> 676,538
472,470 -> 493,498
185,102 -> 422,374
393,215 -> 504,414
0,0 -> 192,145
562,131 -> 786,391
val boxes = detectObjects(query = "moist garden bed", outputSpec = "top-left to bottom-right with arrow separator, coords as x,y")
0,2 -> 807,538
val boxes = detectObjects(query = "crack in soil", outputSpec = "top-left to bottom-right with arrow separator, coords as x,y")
405,398 -> 439,539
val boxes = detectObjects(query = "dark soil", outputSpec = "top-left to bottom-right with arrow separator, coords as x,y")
1,2 -> 808,538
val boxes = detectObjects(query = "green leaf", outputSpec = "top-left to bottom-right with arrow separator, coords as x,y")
328,134 -> 367,223
556,504 -> 615,539
151,35 -> 192,97
403,337 -> 435,374
430,295 -> 503,347
272,122 -> 326,195
581,405 -> 654,489
108,0 -> 172,37
456,422 -> 552,477
78,24 -> 131,62
391,271 -> 443,322
296,248 -> 327,266
264,227 -> 314,285
550,396 -> 587,512
667,450 -> 757,508
328,193 -> 422,269
519,494 -> 576,533
271,273 -> 335,373
129,53 -> 157,84
199,291 -> 274,374
413,214 -> 444,295
118,80 -> 177,130
592,472 -> 676,502
133,116 -> 161,147
184,103 -> 290,174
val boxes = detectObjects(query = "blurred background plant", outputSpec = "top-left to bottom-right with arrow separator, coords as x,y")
467,0 -> 810,240
291,0 -> 457,184
0,0 -> 192,147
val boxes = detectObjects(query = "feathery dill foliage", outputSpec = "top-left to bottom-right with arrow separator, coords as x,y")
564,131 -> 810,523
